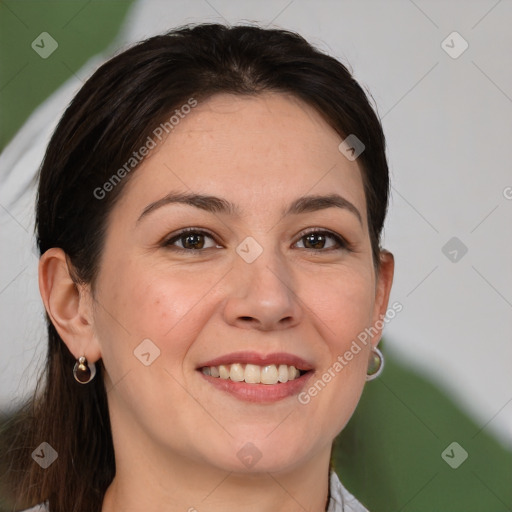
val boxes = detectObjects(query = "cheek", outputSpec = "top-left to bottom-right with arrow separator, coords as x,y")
300,267 -> 375,431
315,266 -> 375,346
93,260 -> 220,368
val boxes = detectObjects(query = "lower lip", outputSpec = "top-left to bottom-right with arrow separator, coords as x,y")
198,371 -> 314,403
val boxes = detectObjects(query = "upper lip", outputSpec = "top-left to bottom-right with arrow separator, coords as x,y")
197,351 -> 314,371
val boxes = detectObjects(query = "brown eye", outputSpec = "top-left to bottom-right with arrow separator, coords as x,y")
181,232 -> 205,249
303,232 -> 328,250
163,229 -> 220,252
295,230 -> 349,251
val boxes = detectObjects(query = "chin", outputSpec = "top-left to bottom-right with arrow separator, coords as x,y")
209,433 -> 316,474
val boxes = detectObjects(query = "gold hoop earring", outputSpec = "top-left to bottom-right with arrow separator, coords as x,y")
366,347 -> 384,381
73,356 -> 96,384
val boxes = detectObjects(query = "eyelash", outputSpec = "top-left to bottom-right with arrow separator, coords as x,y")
162,227 -> 353,254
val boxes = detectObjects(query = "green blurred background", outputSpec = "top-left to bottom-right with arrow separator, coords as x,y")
0,0 -> 134,151
0,2 -> 510,511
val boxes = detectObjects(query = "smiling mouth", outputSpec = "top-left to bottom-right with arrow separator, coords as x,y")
200,363 -> 309,385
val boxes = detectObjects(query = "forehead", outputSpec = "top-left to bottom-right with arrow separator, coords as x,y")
117,92 -> 367,224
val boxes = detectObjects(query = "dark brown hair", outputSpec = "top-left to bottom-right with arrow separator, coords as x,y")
0,23 -> 388,512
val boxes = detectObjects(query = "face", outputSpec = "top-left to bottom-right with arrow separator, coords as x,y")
89,92 -> 391,474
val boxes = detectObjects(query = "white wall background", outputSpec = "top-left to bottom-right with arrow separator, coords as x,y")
1,0 -> 511,448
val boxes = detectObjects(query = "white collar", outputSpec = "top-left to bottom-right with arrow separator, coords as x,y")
327,471 -> 370,512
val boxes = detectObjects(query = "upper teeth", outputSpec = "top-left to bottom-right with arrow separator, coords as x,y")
201,363 -> 302,384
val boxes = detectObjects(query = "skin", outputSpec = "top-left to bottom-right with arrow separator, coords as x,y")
39,92 -> 394,512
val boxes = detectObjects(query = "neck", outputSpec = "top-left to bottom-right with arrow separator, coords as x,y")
102,466 -> 331,512
101,426 -> 332,512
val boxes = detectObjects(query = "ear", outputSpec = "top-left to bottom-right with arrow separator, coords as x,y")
38,248 -> 102,362
370,249 -> 395,348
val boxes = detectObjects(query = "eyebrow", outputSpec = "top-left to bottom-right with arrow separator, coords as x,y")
137,191 -> 362,225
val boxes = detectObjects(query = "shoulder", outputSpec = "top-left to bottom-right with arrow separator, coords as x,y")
328,471 -> 370,512
18,504 -> 48,512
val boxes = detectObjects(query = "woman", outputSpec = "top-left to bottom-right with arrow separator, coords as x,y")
3,23 -> 394,512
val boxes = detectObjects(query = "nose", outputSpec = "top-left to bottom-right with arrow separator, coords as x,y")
222,242 -> 304,332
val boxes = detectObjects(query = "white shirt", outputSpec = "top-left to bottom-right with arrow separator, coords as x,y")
20,471 -> 368,512
328,471 -> 370,512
